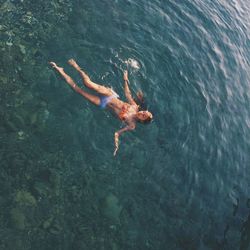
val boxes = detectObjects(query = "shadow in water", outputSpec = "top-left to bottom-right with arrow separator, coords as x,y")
221,198 -> 250,250
239,199 -> 250,250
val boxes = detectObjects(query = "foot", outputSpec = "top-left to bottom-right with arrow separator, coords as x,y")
68,59 -> 80,70
49,62 -> 64,72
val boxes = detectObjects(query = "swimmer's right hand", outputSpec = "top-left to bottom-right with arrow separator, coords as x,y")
113,132 -> 119,156
136,90 -> 144,102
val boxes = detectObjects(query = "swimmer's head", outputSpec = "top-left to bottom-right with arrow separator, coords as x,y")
136,110 -> 153,124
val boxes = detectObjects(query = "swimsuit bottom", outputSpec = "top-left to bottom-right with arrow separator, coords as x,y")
99,90 -> 119,109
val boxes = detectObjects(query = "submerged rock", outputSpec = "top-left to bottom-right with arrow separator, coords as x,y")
15,190 -> 37,207
12,113 -> 25,128
17,130 -> 25,140
21,90 -> 33,103
19,44 -> 26,55
34,181 -> 50,197
49,221 -> 62,235
100,193 -> 122,224
112,242 -> 119,250
30,112 -> 38,125
0,75 -> 8,85
43,216 -> 53,230
0,0 -> 16,13
10,208 -> 26,230
5,120 -> 18,132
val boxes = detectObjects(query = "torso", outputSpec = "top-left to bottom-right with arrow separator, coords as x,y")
107,98 -> 138,123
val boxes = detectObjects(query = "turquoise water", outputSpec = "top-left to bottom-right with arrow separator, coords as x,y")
1,0 -> 250,249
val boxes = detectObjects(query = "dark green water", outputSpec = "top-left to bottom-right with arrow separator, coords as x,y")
1,0 -> 250,249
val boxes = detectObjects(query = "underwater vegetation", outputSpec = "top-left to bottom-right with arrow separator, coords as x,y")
1,0 -> 250,250
0,1 -> 153,249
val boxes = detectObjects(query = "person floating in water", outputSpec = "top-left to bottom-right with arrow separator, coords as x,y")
49,59 -> 153,155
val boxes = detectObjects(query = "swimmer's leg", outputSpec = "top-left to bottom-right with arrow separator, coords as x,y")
68,59 -> 113,96
49,62 -> 100,105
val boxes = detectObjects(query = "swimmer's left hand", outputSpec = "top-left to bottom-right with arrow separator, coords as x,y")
136,90 -> 144,102
114,132 -> 119,156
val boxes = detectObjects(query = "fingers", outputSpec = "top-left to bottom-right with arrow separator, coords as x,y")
113,143 -> 119,156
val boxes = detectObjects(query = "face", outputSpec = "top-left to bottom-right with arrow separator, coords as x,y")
137,110 -> 153,122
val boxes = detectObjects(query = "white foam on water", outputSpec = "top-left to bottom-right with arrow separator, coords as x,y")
125,58 -> 140,70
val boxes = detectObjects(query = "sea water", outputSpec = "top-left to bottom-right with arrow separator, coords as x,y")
0,0 -> 250,249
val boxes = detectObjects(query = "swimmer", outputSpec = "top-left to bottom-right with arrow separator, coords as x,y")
49,59 -> 153,156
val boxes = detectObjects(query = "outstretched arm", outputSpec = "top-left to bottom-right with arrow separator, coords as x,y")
114,123 -> 136,156
123,71 -> 137,106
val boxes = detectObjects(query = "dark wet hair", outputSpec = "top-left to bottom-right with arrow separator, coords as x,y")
136,98 -> 147,111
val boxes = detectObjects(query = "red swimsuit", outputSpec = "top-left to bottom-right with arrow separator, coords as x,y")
119,105 -> 129,121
